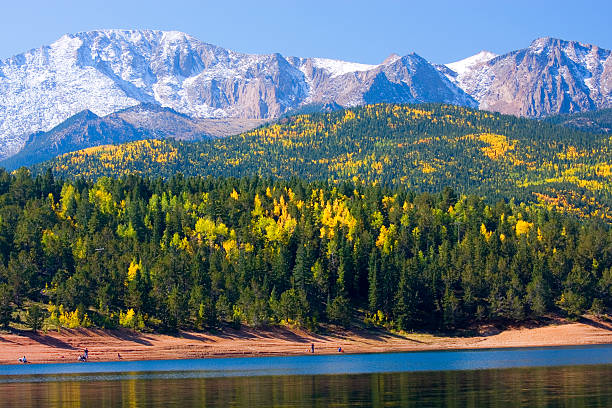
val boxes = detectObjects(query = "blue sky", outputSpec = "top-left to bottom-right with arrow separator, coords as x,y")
2,0 -> 611,64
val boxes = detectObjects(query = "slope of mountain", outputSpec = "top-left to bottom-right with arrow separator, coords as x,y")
0,108 -> 147,170
0,29 -> 474,160
443,38 -> 612,117
112,103 -> 266,139
37,103 -> 612,220
545,108 -> 612,134
0,103 -> 261,169
289,53 -> 476,108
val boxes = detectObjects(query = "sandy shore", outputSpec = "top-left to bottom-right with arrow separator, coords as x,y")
2,316 -> 612,365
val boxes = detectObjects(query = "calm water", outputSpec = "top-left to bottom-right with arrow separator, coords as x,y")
2,346 -> 612,407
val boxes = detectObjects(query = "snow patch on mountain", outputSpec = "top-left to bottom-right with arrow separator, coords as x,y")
445,51 -> 498,76
311,58 -> 378,78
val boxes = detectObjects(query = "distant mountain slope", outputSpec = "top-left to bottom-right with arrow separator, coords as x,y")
545,108 -> 612,134
1,109 -> 147,170
37,103 -> 612,220
0,103 -> 268,170
443,38 -> 612,117
0,29 -> 473,160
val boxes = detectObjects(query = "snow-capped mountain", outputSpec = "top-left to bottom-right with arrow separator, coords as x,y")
2,31 -> 611,162
442,38 -> 612,117
290,52 -> 477,108
0,29 -> 474,160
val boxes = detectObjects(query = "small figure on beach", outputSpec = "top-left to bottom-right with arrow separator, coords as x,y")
117,353 -> 122,359
18,356 -> 27,363
338,347 -> 343,353
311,343 -> 315,353
84,348 -> 88,359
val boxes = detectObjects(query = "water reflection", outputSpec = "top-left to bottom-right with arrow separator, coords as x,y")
4,345 -> 612,378
2,365 -> 612,407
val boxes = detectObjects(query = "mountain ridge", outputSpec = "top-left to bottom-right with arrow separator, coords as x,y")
0,103 -> 270,170
443,37 -> 612,117
1,30 -> 611,161
0,29 -> 473,160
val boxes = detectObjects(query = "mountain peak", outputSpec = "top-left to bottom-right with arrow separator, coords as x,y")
453,37 -> 612,117
527,37 -> 604,55
382,53 -> 401,64
529,36 -> 565,52
445,50 -> 498,75
52,29 -> 202,49
73,28 -> 185,37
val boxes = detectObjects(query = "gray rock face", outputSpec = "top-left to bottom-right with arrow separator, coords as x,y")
444,38 -> 612,117
0,29 -> 474,160
292,53 -> 476,107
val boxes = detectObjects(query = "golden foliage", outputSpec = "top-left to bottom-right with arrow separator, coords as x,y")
515,220 -> 534,236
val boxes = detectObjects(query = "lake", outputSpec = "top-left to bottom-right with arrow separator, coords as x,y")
2,345 -> 612,407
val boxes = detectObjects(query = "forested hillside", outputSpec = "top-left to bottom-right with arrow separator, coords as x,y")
546,108 -> 612,135
0,171 -> 610,332
39,104 -> 612,220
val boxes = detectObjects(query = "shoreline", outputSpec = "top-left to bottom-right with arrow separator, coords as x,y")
2,316 -> 612,366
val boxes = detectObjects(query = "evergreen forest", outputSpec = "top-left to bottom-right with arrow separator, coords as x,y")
38,104 -> 612,221
0,170 -> 611,333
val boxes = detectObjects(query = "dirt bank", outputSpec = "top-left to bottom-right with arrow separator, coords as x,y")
2,316 -> 612,365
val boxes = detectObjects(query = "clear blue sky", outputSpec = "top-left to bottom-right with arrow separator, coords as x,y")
2,0 -> 611,64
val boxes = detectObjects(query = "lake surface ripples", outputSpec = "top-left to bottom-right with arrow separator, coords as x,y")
2,345 -> 612,407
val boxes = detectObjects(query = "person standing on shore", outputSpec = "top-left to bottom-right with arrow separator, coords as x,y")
84,348 -> 88,360
311,343 -> 314,353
